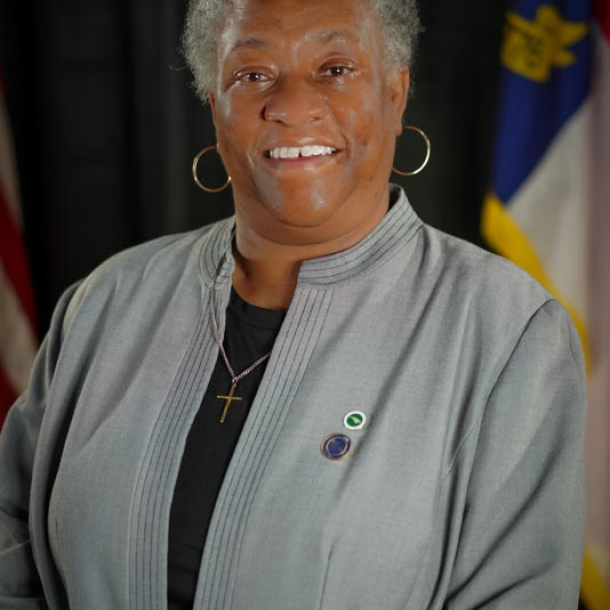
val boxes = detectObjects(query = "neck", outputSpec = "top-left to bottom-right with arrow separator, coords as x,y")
232,250 -> 300,311
231,193 -> 390,310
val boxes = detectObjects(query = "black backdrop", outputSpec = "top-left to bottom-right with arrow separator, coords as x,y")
1,0 -> 510,335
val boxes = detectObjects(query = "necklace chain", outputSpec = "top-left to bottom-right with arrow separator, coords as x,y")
210,290 -> 272,383
209,240 -> 275,422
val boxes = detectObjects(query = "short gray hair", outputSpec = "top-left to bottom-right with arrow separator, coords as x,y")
182,0 -> 421,103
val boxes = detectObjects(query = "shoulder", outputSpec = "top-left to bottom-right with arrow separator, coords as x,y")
407,221 -> 584,383
62,219 -> 230,330
415,222 -> 556,330
421,223 -> 548,304
87,223 -> 216,285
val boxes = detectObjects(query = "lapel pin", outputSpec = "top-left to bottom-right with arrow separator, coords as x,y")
344,411 -> 366,431
320,433 -> 352,460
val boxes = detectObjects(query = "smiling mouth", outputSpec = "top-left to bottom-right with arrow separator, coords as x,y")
264,145 -> 338,159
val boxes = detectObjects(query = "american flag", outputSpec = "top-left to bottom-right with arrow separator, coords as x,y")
0,70 -> 37,428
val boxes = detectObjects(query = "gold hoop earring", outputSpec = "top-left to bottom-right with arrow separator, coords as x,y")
392,126 -> 431,177
192,145 -> 232,193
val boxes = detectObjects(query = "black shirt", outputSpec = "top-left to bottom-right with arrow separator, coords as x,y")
167,288 -> 285,609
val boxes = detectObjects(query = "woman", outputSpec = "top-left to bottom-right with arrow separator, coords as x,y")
0,0 -> 586,608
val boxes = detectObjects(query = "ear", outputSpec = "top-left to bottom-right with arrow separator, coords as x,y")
388,68 -> 410,135
208,92 -> 224,154
208,92 -> 218,126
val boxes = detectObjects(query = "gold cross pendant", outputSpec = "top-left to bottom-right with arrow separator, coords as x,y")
217,380 -> 243,423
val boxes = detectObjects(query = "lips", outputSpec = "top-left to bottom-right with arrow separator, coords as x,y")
264,145 -> 338,159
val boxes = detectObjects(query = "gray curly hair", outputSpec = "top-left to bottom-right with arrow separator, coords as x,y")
183,0 -> 421,103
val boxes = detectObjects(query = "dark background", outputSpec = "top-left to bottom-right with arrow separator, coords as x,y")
0,0 -> 510,335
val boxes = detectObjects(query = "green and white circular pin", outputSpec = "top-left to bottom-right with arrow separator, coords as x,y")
344,411 -> 366,431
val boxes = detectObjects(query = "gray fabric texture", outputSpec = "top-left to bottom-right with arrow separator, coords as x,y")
0,186 -> 586,609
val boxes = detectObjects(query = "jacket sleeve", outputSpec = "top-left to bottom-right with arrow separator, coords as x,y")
0,284 -> 80,608
445,299 -> 587,609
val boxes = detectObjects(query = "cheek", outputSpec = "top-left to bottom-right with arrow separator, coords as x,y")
337,86 -> 392,148
215,100 -> 257,168
338,105 -> 385,162
214,100 -> 235,150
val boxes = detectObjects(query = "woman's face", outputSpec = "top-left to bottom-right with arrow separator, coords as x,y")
209,0 -> 409,246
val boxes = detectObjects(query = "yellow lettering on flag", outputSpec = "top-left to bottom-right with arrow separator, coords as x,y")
502,5 -> 588,82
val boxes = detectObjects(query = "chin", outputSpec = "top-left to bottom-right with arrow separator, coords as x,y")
262,191 -> 344,230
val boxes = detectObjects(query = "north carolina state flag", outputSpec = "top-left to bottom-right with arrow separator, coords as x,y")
483,0 -> 610,606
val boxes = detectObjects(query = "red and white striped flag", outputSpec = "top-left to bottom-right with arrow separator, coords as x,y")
0,71 -> 37,428
582,1 -> 610,606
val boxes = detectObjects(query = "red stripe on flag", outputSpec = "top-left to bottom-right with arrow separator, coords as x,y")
0,364 -> 18,429
596,0 -> 610,42
0,185 -> 36,330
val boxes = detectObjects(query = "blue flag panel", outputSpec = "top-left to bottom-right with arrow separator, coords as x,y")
492,0 -> 593,203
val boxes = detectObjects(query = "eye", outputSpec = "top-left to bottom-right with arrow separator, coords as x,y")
240,72 -> 264,83
235,70 -> 270,84
319,62 -> 356,81
323,66 -> 351,77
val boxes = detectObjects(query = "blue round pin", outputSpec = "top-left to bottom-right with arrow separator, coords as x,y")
320,433 -> 352,461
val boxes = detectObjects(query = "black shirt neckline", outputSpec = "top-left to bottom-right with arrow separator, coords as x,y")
228,287 -> 286,330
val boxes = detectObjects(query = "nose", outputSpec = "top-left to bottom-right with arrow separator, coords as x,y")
263,77 -> 329,126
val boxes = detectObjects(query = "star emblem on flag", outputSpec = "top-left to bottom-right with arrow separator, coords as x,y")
501,5 -> 588,82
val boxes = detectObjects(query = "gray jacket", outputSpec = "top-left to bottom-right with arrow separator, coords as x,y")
0,187 -> 586,609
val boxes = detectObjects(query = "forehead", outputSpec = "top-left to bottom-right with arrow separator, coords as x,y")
219,0 -> 379,54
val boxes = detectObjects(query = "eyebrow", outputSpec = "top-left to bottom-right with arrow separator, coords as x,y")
230,37 -> 266,52
229,30 -> 357,53
310,30 -> 356,43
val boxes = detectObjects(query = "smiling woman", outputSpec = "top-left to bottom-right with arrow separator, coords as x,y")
203,0 -> 410,309
0,0 -> 587,609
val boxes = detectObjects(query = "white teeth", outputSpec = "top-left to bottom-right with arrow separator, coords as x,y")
269,146 -> 336,159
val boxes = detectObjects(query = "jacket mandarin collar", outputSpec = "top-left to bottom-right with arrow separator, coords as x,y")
199,184 -> 422,289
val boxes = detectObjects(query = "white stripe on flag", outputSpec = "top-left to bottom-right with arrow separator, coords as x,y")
507,99 -> 592,320
0,86 -> 22,229
0,261 -> 37,394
